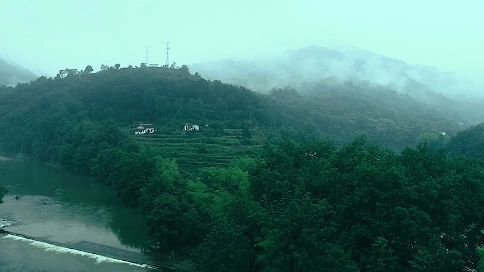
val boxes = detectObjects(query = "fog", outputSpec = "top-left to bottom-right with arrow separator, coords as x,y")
1,0 -> 483,98
190,46 -> 484,101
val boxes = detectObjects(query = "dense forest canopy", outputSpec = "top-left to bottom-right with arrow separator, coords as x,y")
446,123 -> 484,161
1,64 -> 484,271
270,79 -> 460,148
191,138 -> 484,271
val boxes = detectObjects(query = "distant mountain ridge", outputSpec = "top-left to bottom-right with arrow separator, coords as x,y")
0,57 -> 38,86
190,45 -> 484,125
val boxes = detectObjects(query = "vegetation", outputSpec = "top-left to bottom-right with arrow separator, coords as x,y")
446,123 -> 484,161
183,138 -> 484,271
0,65 -> 461,155
269,81 -> 459,149
0,185 -> 6,204
1,65 -> 484,270
135,128 -> 264,172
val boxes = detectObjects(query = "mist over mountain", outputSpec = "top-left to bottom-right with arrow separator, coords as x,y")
190,45 -> 484,125
0,65 -> 463,153
0,57 -> 38,86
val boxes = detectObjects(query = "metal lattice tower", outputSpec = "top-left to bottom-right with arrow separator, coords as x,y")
166,42 -> 170,66
145,46 -> 150,64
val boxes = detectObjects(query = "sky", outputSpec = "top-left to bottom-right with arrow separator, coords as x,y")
0,0 -> 483,79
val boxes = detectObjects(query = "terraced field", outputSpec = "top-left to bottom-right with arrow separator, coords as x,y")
133,128 -> 265,173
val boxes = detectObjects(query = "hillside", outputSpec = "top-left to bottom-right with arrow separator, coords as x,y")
0,65 -> 462,159
446,122 -> 484,161
0,57 -> 38,86
0,66 -> 270,169
268,80 -> 460,149
190,45 -> 484,125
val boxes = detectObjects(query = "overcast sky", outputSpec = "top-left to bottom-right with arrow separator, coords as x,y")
1,0 -> 482,79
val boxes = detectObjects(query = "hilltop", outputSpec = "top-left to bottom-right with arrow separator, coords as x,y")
0,57 -> 38,86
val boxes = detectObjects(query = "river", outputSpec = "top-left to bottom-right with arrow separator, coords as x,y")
0,157 -> 189,271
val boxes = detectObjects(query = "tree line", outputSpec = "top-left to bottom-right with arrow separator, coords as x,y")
0,185 -> 5,204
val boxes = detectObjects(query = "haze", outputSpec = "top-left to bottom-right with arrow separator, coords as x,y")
1,0 -> 483,81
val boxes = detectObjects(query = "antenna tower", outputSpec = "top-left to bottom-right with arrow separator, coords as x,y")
166,42 -> 170,66
145,46 -> 150,64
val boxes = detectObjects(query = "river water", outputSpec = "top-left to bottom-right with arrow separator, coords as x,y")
0,157 -> 187,271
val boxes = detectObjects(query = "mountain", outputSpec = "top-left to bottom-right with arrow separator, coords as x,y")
0,57 -> 38,86
0,65 -> 462,155
2,65 -> 484,270
190,45 -> 484,125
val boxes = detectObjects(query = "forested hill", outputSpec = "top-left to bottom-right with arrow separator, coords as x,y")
2,65 -> 484,271
0,65 -> 459,154
190,45 -> 484,125
446,122 -> 484,161
0,57 -> 38,86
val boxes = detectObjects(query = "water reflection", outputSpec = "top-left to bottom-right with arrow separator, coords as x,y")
109,205 -> 150,251
0,158 -> 148,251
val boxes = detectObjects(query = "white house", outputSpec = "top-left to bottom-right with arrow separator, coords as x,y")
134,123 -> 156,135
184,123 -> 200,132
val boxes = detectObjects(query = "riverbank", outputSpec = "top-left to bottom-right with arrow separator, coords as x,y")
0,159 -> 192,271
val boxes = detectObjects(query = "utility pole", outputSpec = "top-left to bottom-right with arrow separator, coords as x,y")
166,42 -> 170,67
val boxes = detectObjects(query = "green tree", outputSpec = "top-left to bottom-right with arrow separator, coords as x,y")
106,150 -> 156,206
84,65 -> 93,74
194,219 -> 254,272
247,138 -> 484,271
447,123 -> 484,161
477,247 -> 484,272
242,127 -> 252,139
198,167 -> 248,193
364,237 -> 397,271
170,62 -> 178,69
0,185 -> 6,204
139,158 -> 208,249
191,168 -> 264,271
256,193 -> 345,272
